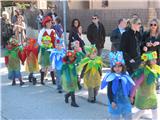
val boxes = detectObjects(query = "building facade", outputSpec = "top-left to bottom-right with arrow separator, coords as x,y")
67,0 -> 160,35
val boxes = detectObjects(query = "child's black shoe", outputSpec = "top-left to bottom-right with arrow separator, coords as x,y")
71,102 -> 79,107
12,80 -> 16,86
20,81 -> 24,86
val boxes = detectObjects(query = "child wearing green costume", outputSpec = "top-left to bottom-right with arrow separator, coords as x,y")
130,51 -> 160,120
78,45 -> 103,103
62,50 -> 79,107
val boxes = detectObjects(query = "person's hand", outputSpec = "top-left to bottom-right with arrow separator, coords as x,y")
130,59 -> 135,63
143,46 -> 148,52
153,41 -> 159,47
130,97 -> 134,104
111,102 -> 117,109
146,42 -> 152,47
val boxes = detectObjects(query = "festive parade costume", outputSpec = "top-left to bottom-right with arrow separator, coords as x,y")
62,50 -> 79,107
71,40 -> 85,90
38,16 -> 56,85
38,35 -> 54,85
38,16 -> 56,48
23,38 -> 39,85
78,45 -> 102,102
101,51 -> 135,120
49,38 -> 66,93
130,51 -> 160,120
4,38 -> 25,86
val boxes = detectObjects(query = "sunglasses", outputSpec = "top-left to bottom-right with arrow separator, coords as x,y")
137,23 -> 141,25
92,17 -> 97,20
150,24 -> 157,27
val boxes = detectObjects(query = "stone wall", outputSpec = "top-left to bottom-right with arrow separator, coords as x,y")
66,9 -> 146,35
60,8 -> 160,35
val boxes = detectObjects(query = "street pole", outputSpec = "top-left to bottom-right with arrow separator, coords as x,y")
63,0 -> 67,49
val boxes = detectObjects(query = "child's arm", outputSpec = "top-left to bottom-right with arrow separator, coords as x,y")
98,67 -> 102,76
18,50 -> 26,65
130,74 -> 144,102
107,81 -> 117,109
80,64 -> 88,78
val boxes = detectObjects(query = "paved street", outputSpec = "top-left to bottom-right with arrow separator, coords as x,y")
0,35 -> 160,120
1,54 -> 160,120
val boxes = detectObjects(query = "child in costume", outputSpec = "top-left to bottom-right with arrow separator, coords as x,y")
71,40 -> 85,89
49,37 -> 65,93
101,51 -> 135,120
38,16 -> 56,85
78,45 -> 102,103
38,35 -> 55,85
62,50 -> 79,107
130,51 -> 160,120
23,38 -> 39,85
4,37 -> 25,86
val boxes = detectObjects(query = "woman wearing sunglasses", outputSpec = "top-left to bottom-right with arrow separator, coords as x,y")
142,18 -> 160,94
142,18 -> 160,65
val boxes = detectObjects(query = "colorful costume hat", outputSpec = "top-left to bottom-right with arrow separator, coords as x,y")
28,38 -> 36,45
63,50 -> 76,64
55,36 -> 63,46
71,40 -> 82,52
109,51 -> 125,67
85,45 -> 97,55
66,50 -> 76,57
141,51 -> 157,62
42,16 -> 52,26
9,37 -> 19,45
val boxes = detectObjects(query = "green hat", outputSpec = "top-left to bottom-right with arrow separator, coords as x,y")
85,45 -> 97,55
141,51 -> 157,61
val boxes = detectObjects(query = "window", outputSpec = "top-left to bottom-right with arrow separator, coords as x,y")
102,0 -> 108,7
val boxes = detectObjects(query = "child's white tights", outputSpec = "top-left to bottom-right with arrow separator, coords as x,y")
133,109 -> 158,120
152,109 -> 158,120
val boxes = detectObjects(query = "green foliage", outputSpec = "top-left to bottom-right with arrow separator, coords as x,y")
1,1 -> 13,7
15,2 -> 30,9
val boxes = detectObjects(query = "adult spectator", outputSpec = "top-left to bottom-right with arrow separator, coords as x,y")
13,15 -> 26,44
68,18 -> 85,52
36,9 -> 44,31
1,11 -> 13,48
126,14 -> 144,36
11,10 -> 19,24
52,17 -> 63,38
110,18 -> 127,51
87,15 -> 106,56
142,18 -> 160,65
120,18 -> 142,74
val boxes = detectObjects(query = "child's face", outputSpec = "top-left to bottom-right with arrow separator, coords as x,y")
149,59 -> 157,65
89,51 -> 97,59
43,40 -> 50,45
56,44 -> 62,50
46,21 -> 52,28
113,64 -> 123,74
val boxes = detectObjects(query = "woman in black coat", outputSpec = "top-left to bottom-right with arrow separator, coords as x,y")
68,19 -> 85,53
120,18 -> 142,74
142,18 -> 160,65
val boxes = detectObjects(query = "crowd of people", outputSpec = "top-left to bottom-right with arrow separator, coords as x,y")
1,8 -> 160,120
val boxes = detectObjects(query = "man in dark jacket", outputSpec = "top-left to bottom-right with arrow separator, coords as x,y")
110,18 -> 127,51
120,18 -> 142,74
87,15 -> 106,56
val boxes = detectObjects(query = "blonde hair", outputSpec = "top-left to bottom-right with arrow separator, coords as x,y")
130,18 -> 141,25
148,18 -> 160,33
2,11 -> 9,20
